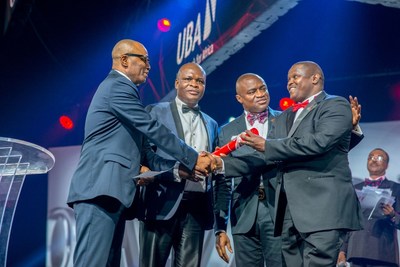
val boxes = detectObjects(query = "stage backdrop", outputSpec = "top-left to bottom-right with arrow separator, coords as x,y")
46,120 -> 400,267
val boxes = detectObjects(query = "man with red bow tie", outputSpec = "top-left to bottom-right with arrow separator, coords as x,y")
217,61 -> 364,266
338,148 -> 400,267
214,71 -> 364,266
214,73 -> 283,266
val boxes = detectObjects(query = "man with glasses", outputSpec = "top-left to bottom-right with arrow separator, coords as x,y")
138,62 -> 219,267
67,40 -> 214,267
338,148 -> 400,267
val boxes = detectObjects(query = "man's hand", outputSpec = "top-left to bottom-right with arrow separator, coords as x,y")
178,164 -> 203,182
382,203 -> 395,217
137,165 -> 155,186
240,129 -> 266,152
349,95 -> 361,127
337,251 -> 347,266
195,152 -> 217,176
215,232 -> 233,263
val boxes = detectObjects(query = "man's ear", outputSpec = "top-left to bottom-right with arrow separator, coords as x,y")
236,94 -> 243,104
312,73 -> 322,84
120,55 -> 129,68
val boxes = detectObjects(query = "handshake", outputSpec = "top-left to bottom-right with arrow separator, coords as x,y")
137,152 -> 223,186
178,152 -> 222,183
195,152 -> 222,176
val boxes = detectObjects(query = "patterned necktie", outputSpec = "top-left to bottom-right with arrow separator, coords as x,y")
292,100 -> 309,112
246,111 -> 268,126
364,177 -> 384,187
182,105 -> 200,114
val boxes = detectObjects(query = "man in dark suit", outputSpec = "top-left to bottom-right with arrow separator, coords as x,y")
139,62 -> 219,267
67,40 -> 213,267
218,61 -> 363,266
338,148 -> 400,267
214,73 -> 282,266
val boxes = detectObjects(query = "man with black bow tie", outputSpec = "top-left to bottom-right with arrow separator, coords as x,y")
338,148 -> 400,267
139,62 -> 219,267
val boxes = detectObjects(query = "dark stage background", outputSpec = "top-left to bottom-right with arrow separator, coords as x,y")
1,0 -> 399,266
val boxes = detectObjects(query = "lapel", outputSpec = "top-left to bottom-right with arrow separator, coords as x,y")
199,111 -> 212,152
267,107 -> 278,138
230,113 -> 257,156
379,178 -> 393,190
234,113 -> 247,133
287,91 -> 327,137
170,100 -> 185,140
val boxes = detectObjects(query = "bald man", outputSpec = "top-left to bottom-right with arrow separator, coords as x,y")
67,40 -> 213,266
139,62 -> 219,267
234,61 -> 364,266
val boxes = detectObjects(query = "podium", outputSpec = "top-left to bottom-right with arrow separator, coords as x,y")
0,137 -> 55,266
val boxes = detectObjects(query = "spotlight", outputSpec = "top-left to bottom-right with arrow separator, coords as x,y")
157,18 -> 171,32
279,97 -> 294,111
59,115 -> 74,130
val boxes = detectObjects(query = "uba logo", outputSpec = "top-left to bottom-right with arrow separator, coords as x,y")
176,0 -> 217,65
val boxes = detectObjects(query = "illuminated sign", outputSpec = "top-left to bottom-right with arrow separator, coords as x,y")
176,0 -> 217,65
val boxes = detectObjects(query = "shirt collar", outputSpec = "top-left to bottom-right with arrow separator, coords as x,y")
113,69 -> 132,83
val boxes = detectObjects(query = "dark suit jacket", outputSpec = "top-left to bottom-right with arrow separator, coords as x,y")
224,91 -> 363,235
67,71 -> 198,216
140,100 -> 218,229
343,179 -> 400,265
214,108 -> 281,234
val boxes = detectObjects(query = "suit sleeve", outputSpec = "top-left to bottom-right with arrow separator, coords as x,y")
213,129 -> 232,232
140,138 -> 176,177
349,131 -> 364,150
264,97 -> 353,161
109,78 -> 198,170
389,183 -> 400,229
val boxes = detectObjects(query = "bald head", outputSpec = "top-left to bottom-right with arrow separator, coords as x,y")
235,73 -> 270,113
287,61 -> 324,102
175,62 -> 206,107
293,61 -> 324,82
236,73 -> 266,94
176,62 -> 206,79
111,39 -> 150,85
112,39 -> 147,66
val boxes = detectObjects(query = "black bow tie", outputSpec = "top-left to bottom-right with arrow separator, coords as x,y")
182,105 -> 200,114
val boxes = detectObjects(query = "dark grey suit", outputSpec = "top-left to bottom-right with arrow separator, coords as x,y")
214,107 -> 282,266
67,71 -> 199,266
342,179 -> 400,266
139,100 -> 218,267
223,91 -> 363,266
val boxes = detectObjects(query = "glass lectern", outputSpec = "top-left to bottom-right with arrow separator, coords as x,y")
0,137 -> 55,266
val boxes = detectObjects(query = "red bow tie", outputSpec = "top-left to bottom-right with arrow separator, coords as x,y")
364,177 -> 384,187
292,100 -> 309,112
246,111 -> 268,126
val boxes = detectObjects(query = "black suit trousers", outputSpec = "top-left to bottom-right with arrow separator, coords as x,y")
281,197 -> 346,267
139,193 -> 208,267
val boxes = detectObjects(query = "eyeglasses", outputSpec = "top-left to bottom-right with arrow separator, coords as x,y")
123,53 -> 150,65
180,77 -> 205,85
368,155 -> 386,162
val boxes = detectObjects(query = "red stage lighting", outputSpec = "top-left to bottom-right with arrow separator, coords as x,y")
59,115 -> 74,130
157,18 -> 171,32
279,97 -> 294,111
